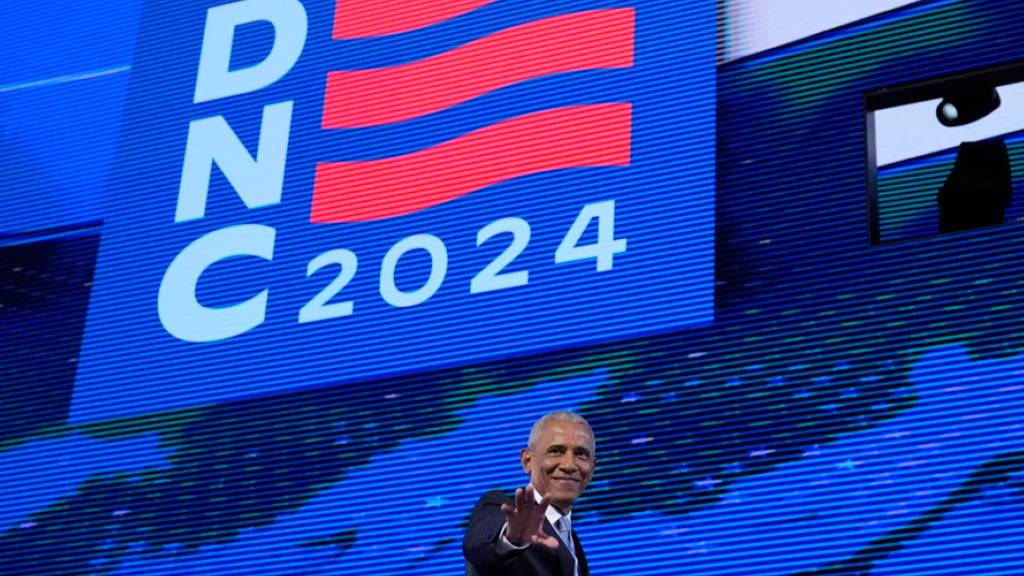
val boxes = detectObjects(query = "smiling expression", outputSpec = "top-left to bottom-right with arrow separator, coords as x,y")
521,420 -> 596,512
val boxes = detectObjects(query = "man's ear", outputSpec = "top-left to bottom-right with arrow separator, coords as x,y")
520,447 -> 532,474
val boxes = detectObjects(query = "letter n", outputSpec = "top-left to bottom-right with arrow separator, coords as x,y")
176,100 -> 293,223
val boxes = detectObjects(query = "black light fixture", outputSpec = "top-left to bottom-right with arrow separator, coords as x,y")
936,84 -> 1001,126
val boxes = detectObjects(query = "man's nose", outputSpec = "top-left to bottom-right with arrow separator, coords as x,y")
558,455 -> 579,472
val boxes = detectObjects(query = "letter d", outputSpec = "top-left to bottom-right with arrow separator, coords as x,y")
194,0 -> 307,103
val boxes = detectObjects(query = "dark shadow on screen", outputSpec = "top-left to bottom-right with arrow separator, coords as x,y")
937,139 -> 1013,233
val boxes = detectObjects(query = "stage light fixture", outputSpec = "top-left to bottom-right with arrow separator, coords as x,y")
936,85 -> 1001,126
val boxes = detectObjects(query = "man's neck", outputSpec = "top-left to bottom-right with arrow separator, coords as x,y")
532,487 -> 572,517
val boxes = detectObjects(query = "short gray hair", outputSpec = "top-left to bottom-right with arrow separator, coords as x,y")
528,411 -> 595,453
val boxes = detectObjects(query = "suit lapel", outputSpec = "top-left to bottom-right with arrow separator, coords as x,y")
543,518 -> 576,576
572,528 -> 588,576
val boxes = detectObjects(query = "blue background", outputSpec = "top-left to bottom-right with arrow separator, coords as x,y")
0,0 -> 139,238
1,1 -> 1023,575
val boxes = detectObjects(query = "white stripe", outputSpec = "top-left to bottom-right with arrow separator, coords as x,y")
722,0 -> 919,62
0,66 -> 131,94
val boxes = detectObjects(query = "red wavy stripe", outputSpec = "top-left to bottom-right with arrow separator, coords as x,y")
323,9 -> 635,129
333,0 -> 497,39
311,104 -> 632,223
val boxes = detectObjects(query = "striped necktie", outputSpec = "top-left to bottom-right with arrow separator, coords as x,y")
555,517 -> 579,576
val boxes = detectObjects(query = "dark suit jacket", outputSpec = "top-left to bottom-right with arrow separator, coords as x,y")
463,490 -> 589,576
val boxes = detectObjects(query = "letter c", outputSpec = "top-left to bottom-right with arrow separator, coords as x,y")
158,224 -> 276,342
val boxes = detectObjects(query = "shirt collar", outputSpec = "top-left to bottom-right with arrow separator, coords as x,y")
531,485 -> 571,527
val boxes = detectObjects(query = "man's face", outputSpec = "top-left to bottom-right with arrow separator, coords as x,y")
521,420 -> 596,512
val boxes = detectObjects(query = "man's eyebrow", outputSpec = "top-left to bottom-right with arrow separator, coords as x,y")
545,443 -> 593,456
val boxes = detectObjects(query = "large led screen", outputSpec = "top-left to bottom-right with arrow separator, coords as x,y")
1,1 -> 1023,575
70,0 -> 716,422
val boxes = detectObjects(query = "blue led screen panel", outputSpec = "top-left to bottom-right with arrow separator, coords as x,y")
69,0 -> 716,423
1,1 -> 1023,576
0,0 -> 140,237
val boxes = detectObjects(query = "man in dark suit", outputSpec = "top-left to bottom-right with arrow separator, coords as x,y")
463,411 -> 596,576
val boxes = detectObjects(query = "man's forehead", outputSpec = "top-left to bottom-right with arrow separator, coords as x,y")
537,421 -> 595,448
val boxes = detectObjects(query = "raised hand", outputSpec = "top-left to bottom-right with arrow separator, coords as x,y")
501,485 -> 560,549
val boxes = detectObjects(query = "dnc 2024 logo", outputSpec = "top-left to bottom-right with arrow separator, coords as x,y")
164,0 -> 635,342
71,0 -> 715,422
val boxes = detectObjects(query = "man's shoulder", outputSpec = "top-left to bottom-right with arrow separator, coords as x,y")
474,489 -> 514,507
465,490 -> 514,542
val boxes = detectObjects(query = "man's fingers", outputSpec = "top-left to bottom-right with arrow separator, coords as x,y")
529,492 -> 548,516
506,485 -> 561,550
